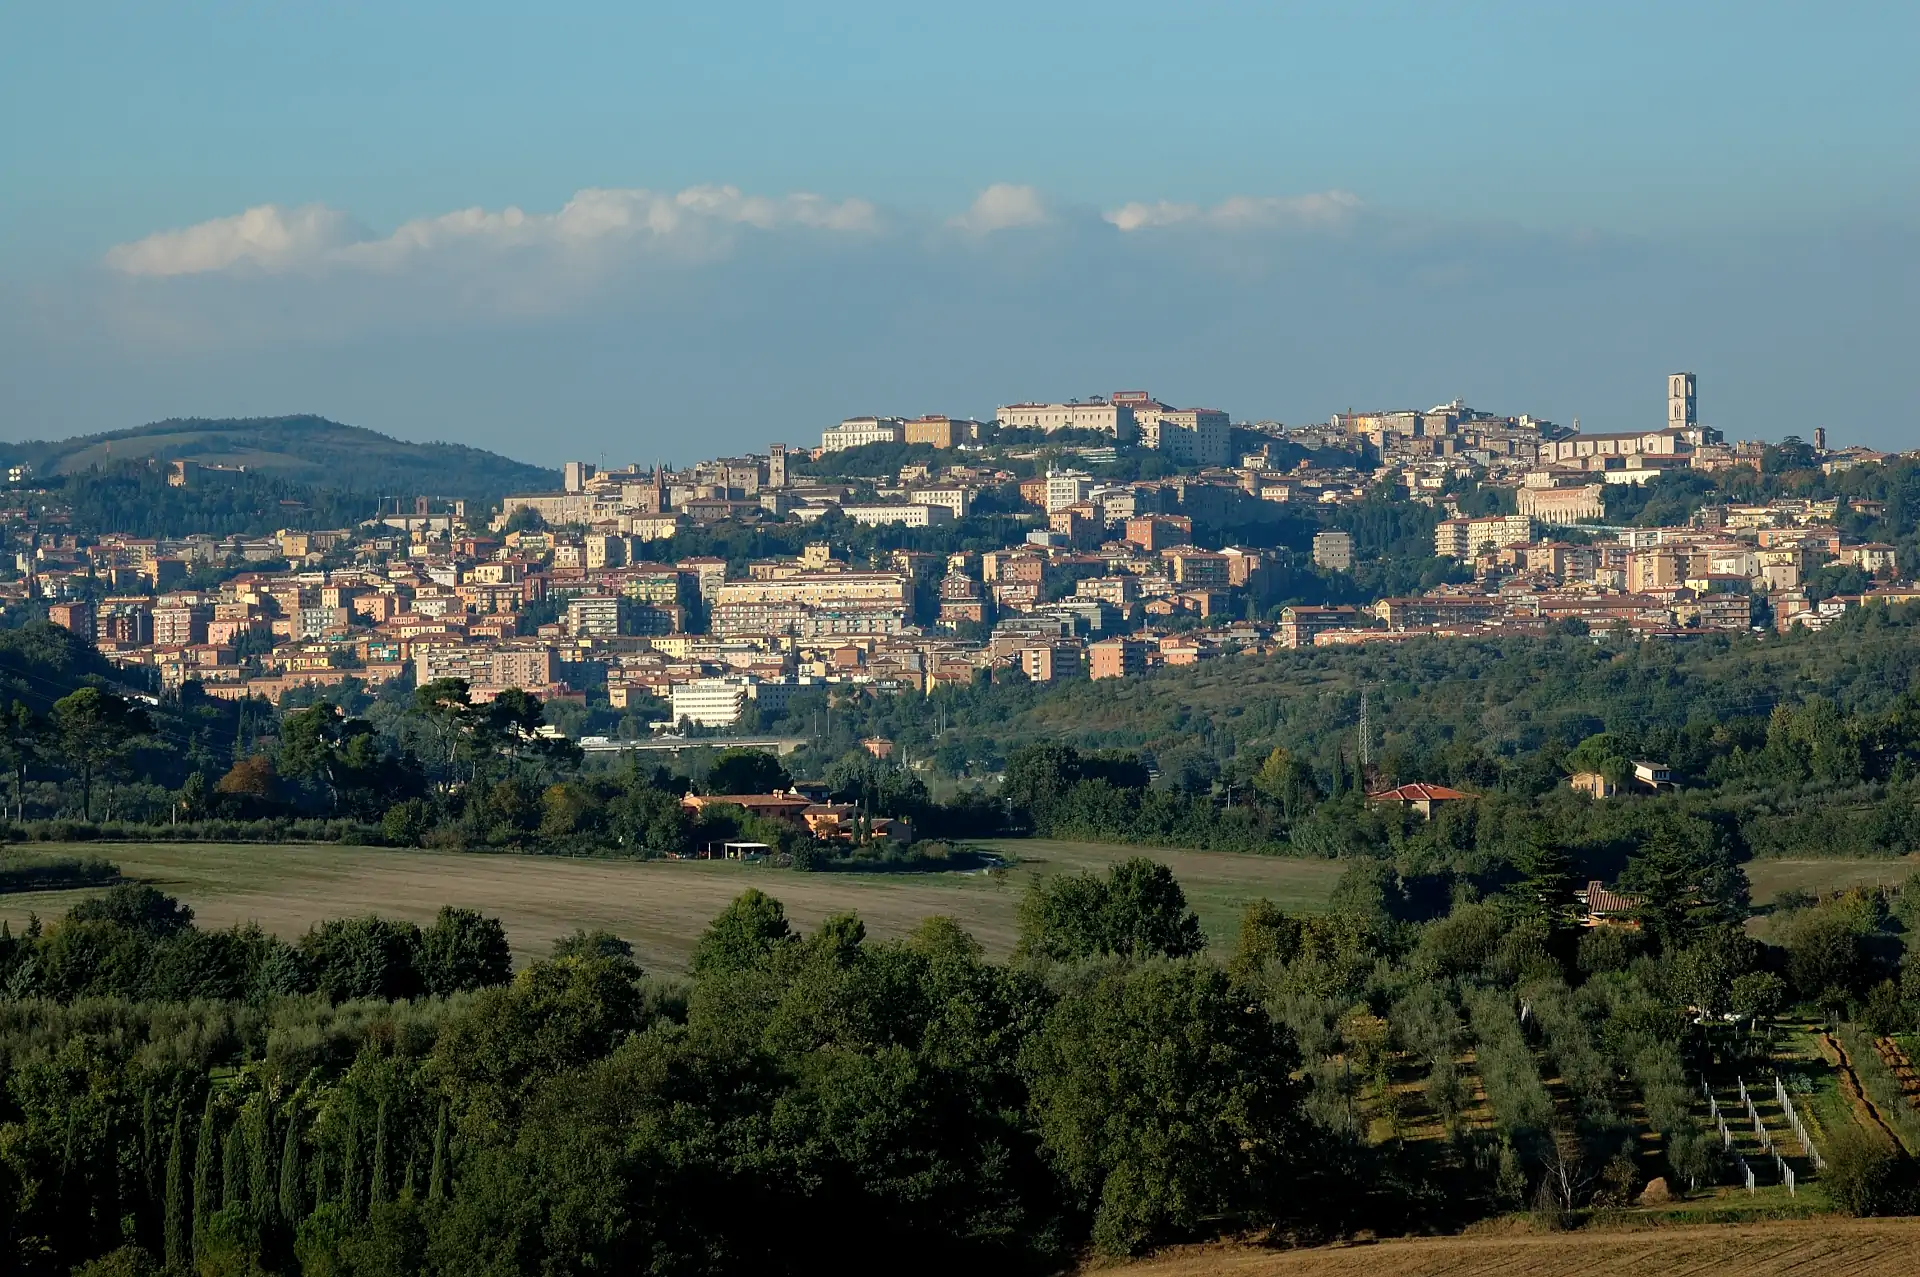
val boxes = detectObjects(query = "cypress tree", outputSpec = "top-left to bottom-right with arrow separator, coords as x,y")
341,1112 -> 362,1219
222,1122 -> 247,1214
250,1102 -> 275,1226
140,1090 -> 160,1231
428,1101 -> 449,1203
278,1110 -> 304,1225
310,1146 -> 327,1213
192,1096 -> 217,1250
164,1108 -> 188,1274
370,1098 -> 390,1205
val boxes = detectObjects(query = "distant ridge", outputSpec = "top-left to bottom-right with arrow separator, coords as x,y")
0,415 -> 559,499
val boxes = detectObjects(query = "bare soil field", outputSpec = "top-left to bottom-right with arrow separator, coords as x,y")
0,839 -> 1344,971
1113,1217 -> 1920,1277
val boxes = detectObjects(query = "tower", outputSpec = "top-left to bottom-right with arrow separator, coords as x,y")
1667,372 -> 1696,430
1813,427 -> 1827,453
1358,685 -> 1372,770
768,442 -> 788,489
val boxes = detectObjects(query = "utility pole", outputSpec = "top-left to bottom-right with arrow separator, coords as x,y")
1358,685 -> 1372,771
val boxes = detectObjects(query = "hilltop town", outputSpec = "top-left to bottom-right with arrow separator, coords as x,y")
9,373 -> 1912,734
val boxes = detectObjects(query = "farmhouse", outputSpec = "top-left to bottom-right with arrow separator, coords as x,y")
1366,782 -> 1478,820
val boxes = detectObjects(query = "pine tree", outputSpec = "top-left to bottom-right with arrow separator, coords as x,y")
370,1097 -> 391,1205
428,1101 -> 449,1204
222,1121 -> 247,1214
278,1110 -> 304,1225
164,1108 -> 188,1273
192,1096 -> 217,1251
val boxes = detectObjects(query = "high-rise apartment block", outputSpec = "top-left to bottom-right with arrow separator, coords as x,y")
1313,530 -> 1355,572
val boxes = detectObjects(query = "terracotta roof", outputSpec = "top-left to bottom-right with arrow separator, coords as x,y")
1367,783 -> 1478,803
1583,880 -> 1642,915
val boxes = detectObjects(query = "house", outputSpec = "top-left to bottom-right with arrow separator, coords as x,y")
679,792 -> 813,823
1569,771 -> 1618,799
803,803 -> 912,844
1576,880 -> 1643,927
1366,782 -> 1477,819
1631,760 -> 1672,791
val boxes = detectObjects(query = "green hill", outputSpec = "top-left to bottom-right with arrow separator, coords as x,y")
0,415 -> 558,499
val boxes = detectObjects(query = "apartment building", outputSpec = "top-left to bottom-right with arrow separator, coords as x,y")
1279,605 -> 1357,648
1087,636 -> 1149,680
1312,530 -> 1354,571
1435,514 -> 1533,559
908,486 -> 972,518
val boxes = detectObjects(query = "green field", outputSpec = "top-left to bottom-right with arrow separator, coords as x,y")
1745,856 -> 1920,904
0,839 -> 1345,973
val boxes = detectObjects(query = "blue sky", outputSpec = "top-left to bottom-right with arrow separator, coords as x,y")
2,1 -> 1916,461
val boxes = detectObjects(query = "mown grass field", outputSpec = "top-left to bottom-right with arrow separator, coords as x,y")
0,839 -> 1345,972
1113,1217 -> 1920,1277
1746,856 -> 1920,904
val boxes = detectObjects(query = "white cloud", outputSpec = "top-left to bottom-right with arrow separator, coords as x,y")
1105,191 -> 1362,232
102,204 -> 364,276
949,184 -> 1049,234
104,185 -> 880,277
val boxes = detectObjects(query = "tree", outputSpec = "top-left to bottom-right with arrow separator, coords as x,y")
427,1103 -> 449,1204
690,889 -> 794,977
298,916 -> 425,1002
164,1107 -> 188,1272
278,1110 -> 305,1227
413,678 -> 474,792
0,699 -> 43,822
1015,858 -> 1204,962
1509,831 -> 1578,932
66,884 -> 194,937
1620,816 -> 1749,948
1002,742 -> 1083,827
50,686 -> 149,821
192,1096 -> 217,1254
705,747 -> 791,796
1251,747 -> 1320,822
418,906 -> 512,995
1023,960 -> 1304,1254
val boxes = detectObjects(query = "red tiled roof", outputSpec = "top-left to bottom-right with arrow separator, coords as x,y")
1583,880 -> 1642,915
1367,782 -> 1478,803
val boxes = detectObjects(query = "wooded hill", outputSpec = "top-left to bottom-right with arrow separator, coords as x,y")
0,416 -> 556,500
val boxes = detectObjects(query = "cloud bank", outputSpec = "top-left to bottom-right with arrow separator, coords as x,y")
104,185 -> 882,278
5,181 -> 1913,462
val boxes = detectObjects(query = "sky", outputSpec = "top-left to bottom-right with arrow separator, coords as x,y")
2,1 -> 1916,464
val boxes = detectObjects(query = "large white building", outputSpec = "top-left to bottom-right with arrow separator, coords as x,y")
996,399 -> 1139,442
839,502 -> 954,528
821,417 -> 905,451
1114,392 -> 1232,466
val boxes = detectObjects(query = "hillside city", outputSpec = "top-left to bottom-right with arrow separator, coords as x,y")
6,373 -> 1912,741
